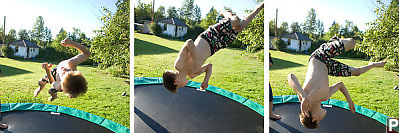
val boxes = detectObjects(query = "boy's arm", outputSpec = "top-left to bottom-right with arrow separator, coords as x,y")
61,39 -> 91,68
199,63 -> 212,90
287,73 -> 311,116
174,39 -> 195,70
239,2 -> 264,30
42,63 -> 55,84
328,82 -> 356,113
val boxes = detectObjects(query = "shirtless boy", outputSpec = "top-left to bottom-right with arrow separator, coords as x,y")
163,2 -> 264,92
287,36 -> 386,128
35,38 -> 90,101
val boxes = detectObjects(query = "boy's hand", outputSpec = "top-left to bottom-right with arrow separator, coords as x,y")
348,100 -> 356,113
200,81 -> 208,90
61,38 -> 76,47
301,98 -> 311,117
41,62 -> 52,70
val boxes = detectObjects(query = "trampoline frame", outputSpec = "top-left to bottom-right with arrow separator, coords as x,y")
273,95 -> 399,132
134,77 -> 264,116
1,103 -> 130,133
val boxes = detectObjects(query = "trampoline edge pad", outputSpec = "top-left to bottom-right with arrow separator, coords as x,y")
273,95 -> 392,127
134,77 -> 265,116
1,103 -> 130,133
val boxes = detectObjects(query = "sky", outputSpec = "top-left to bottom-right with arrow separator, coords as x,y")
135,0 -> 259,20
0,0 -> 117,38
266,0 -> 388,32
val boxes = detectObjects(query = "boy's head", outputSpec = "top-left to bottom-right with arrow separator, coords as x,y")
61,71 -> 88,98
163,70 -> 189,93
299,109 -> 326,129
299,111 -> 318,129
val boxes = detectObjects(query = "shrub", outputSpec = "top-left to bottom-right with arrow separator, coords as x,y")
184,25 -> 204,40
271,38 -> 286,51
148,22 -> 163,36
1,44 -> 15,58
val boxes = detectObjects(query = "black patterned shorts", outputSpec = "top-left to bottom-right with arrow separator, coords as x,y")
201,18 -> 238,55
311,40 -> 351,77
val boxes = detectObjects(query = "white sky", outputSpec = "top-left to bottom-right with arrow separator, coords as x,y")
266,0 -> 384,32
135,0 -> 259,20
0,0 -> 117,38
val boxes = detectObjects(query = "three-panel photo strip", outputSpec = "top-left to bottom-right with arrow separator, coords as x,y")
0,0 -> 398,133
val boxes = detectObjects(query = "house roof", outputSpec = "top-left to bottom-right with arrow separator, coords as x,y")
282,32 -> 312,41
8,40 -> 40,48
158,17 -> 189,27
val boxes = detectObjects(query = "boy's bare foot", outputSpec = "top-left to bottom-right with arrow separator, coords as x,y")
0,123 -> 8,129
368,61 -> 387,68
270,114 -> 281,120
48,96 -> 57,101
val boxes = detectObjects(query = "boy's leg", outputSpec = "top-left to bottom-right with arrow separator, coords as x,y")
350,61 -> 387,76
341,38 -> 355,51
34,76 -> 48,97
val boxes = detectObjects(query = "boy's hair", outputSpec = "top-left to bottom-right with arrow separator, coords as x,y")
163,70 -> 177,93
62,71 -> 88,98
299,112 -> 318,129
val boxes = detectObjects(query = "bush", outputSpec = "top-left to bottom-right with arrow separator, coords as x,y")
148,22 -> 163,36
271,38 -> 286,51
184,25 -> 204,40
1,45 -> 15,58
228,39 -> 244,49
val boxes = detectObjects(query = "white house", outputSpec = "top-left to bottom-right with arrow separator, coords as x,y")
281,32 -> 312,52
8,40 -> 40,58
157,17 -> 188,37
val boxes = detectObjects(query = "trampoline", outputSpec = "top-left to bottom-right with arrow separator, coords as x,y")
270,95 -> 399,133
0,103 -> 129,133
134,77 -> 264,133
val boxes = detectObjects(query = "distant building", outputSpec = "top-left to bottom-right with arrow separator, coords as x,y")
8,40 -> 40,58
157,17 -> 189,37
281,32 -> 312,51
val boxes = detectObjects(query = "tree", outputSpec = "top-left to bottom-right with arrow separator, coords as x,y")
200,7 -> 219,29
358,0 -> 399,71
18,29 -> 29,40
269,19 -> 276,36
134,0 -> 152,22
5,29 -> 17,42
324,21 -> 340,39
278,22 -> 289,36
303,8 -> 317,38
154,6 -> 166,20
32,16 -> 45,47
192,5 -> 201,24
237,4 -> 264,52
290,22 -> 301,33
91,0 -> 130,76
43,27 -> 52,46
167,6 -> 178,18
315,20 -> 324,39
180,0 -> 194,25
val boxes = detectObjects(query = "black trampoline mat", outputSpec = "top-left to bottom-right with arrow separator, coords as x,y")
0,110 -> 113,133
269,103 -> 386,133
134,84 -> 264,133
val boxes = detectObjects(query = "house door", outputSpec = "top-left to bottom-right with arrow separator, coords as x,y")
299,40 -> 302,51
27,47 -> 30,58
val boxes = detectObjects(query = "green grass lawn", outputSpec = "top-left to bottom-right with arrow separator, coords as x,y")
134,33 -> 264,105
270,50 -> 399,117
0,58 -> 130,128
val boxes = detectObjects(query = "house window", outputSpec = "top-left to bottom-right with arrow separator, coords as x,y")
178,27 -> 182,30
15,46 -> 18,52
163,25 -> 167,30
287,39 -> 291,46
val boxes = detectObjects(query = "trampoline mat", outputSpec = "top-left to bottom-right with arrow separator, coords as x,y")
0,111 -> 113,133
269,103 -> 386,133
134,84 -> 264,133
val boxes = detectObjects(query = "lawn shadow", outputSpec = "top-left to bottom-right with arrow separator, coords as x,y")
134,38 -> 178,56
0,64 -> 32,77
270,57 -> 304,70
